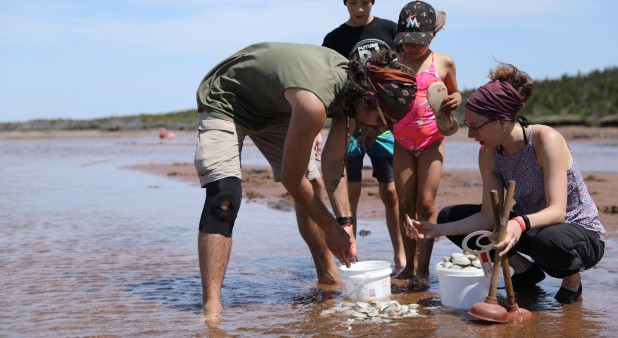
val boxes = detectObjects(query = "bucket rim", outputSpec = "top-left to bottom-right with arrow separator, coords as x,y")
435,262 -> 486,276
339,260 -> 391,272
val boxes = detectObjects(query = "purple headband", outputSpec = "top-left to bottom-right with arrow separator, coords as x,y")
465,80 -> 525,121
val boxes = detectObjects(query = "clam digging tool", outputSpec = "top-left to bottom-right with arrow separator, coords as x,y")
462,230 -> 493,277
468,181 -> 516,323
492,188 -> 534,323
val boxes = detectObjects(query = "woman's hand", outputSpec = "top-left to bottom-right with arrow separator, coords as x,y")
404,214 -> 438,239
491,219 -> 523,257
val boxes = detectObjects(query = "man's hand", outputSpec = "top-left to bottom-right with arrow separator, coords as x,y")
313,131 -> 323,161
325,225 -> 357,268
356,128 -> 379,152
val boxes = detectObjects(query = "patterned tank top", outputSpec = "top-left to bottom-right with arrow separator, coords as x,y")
494,126 -> 606,239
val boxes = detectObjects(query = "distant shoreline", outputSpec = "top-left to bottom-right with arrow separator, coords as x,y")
2,125 -> 618,141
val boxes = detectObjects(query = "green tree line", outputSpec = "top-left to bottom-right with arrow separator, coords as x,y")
2,66 -> 617,132
453,66 -> 618,126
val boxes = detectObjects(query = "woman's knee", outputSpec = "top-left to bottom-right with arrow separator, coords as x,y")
532,224 -> 605,272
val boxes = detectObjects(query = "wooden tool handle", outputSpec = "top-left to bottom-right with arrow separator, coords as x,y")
491,189 -> 516,304
488,181 -> 516,298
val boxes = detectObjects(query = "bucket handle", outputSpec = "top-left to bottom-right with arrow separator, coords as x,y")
348,270 -> 385,281
347,270 -> 387,297
462,230 -> 493,278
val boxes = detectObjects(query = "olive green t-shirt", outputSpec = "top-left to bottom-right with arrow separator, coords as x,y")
196,42 -> 348,129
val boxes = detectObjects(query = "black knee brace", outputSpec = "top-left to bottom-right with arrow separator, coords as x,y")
198,177 -> 242,237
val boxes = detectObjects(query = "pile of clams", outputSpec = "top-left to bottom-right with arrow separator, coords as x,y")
320,300 -> 424,323
441,252 -> 483,269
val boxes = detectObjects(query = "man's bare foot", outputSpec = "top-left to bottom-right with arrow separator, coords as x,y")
203,302 -> 223,323
203,312 -> 221,325
315,282 -> 341,291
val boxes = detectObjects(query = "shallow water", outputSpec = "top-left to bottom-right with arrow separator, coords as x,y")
1,133 -> 617,337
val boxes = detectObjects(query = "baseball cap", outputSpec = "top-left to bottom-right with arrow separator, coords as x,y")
395,1 -> 437,46
349,38 -> 391,63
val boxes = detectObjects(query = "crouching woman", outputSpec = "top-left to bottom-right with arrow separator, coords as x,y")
405,63 -> 605,304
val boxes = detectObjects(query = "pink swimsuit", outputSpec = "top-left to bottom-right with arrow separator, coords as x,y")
393,52 -> 444,158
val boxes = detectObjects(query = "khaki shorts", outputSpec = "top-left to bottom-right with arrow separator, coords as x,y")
194,113 -> 321,188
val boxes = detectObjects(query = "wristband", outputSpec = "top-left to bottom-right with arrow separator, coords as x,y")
512,216 -> 526,233
336,216 -> 354,227
521,215 -> 532,232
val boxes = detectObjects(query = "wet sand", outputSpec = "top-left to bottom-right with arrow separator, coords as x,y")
132,164 -> 618,236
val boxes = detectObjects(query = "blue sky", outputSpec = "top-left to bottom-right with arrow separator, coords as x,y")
1,0 -> 617,123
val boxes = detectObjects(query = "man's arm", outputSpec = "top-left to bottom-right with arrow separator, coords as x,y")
321,116 -> 354,222
281,88 -> 356,266
321,116 -> 357,242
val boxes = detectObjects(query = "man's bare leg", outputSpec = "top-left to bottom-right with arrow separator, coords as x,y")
198,232 -> 232,320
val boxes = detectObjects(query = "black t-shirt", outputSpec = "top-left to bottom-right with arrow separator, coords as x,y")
322,17 -> 398,58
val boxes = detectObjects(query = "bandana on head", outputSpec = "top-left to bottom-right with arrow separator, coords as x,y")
366,65 -> 417,123
465,80 -> 525,121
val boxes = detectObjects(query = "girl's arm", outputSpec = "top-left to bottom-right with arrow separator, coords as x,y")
437,53 -> 462,112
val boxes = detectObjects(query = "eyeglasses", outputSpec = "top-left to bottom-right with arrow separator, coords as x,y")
463,119 -> 493,133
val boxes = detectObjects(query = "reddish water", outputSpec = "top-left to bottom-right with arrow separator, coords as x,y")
1,134 -> 616,337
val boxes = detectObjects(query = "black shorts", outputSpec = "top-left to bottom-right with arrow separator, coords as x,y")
345,155 -> 394,183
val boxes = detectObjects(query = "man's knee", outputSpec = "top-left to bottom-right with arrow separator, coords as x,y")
199,177 -> 242,237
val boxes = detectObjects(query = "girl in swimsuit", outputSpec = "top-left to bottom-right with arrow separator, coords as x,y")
391,1 -> 462,288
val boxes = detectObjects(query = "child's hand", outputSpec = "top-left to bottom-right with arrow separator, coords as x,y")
442,94 -> 460,113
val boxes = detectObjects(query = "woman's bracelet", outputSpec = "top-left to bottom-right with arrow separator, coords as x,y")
512,216 -> 529,233
336,216 -> 354,227
521,214 -> 532,232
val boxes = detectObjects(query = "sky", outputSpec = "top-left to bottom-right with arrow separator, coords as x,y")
1,0 -> 617,123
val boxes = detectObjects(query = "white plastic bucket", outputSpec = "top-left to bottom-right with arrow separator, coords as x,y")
435,262 -> 490,309
339,260 -> 392,301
